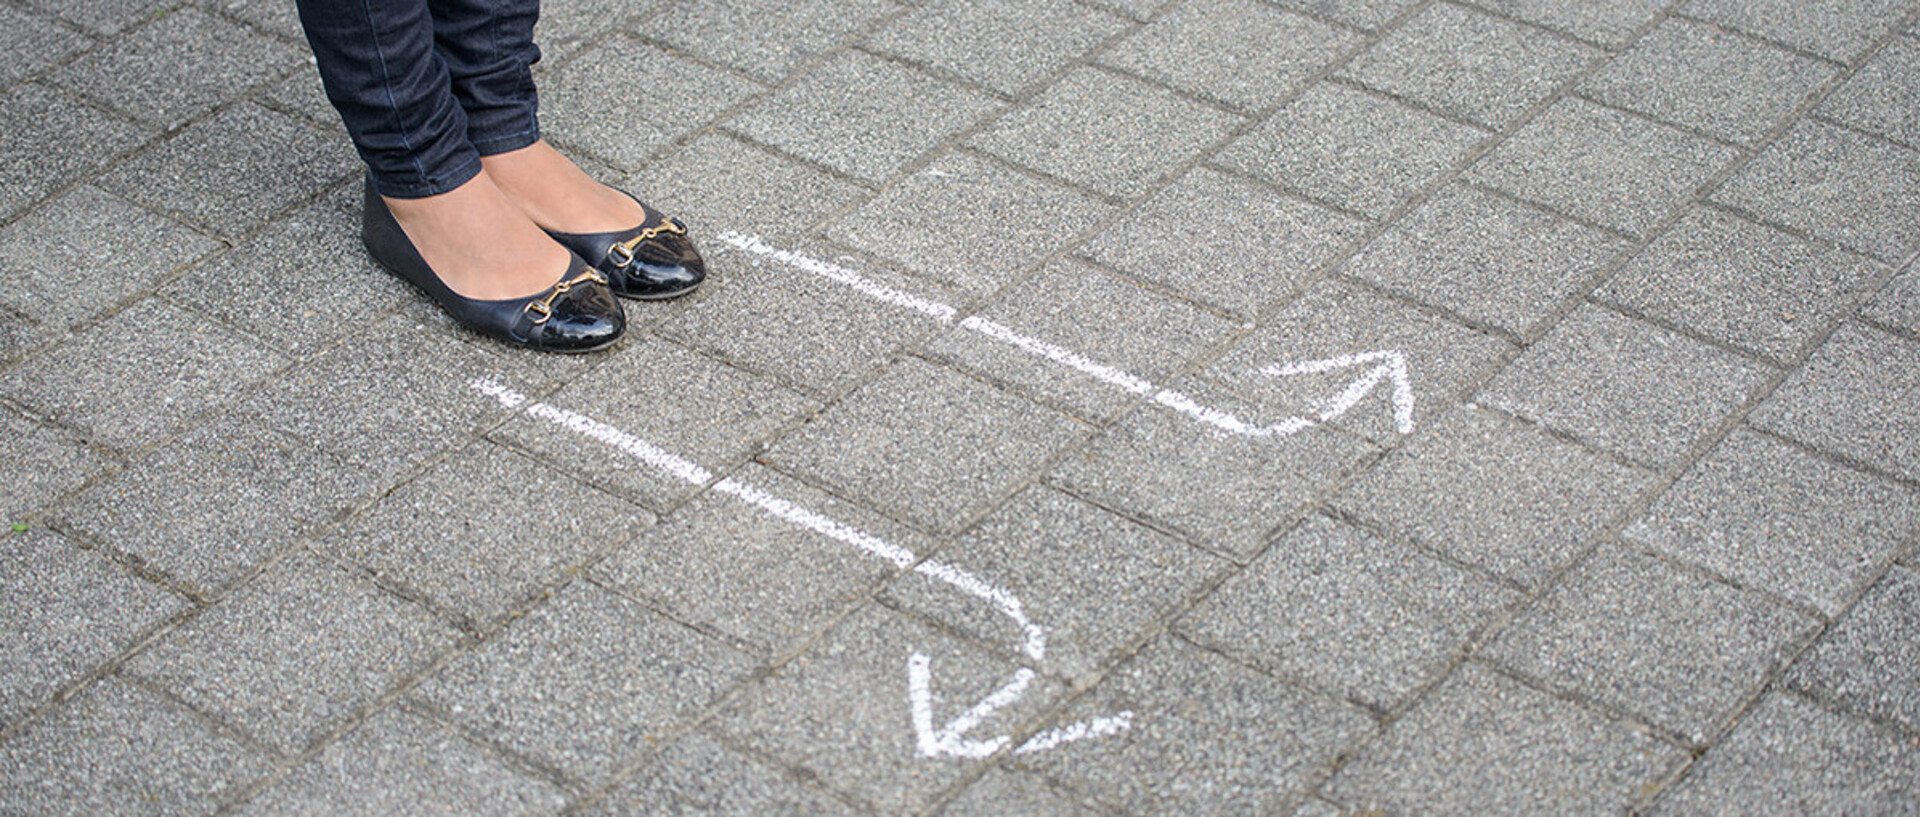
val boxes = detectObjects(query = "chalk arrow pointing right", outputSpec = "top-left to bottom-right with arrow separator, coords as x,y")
1263,350 -> 1415,435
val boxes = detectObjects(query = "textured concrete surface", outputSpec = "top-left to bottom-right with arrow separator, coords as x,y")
4,0 -> 1920,812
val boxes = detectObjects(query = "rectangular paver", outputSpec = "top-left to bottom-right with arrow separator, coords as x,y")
1713,119 -> 1920,262
1749,322 -> 1920,482
1341,2 -> 1597,129
1785,566 -> 1920,735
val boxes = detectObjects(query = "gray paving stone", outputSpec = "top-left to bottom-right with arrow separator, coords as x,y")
0,185 -> 219,333
533,0 -> 662,59
1597,206 -> 1885,362
218,0 -> 303,39
1863,262 -> 1920,335
1049,376 -> 1377,557
647,0 -> 899,83
1014,634 -> 1374,815
1101,0 -> 1360,111
1198,278 -> 1516,443
883,485 -> 1224,682
941,768 -> 1107,816
1324,662 -> 1686,813
51,6 -> 300,128
491,336 -> 818,512
1819,36 -> 1920,149
1468,98 -> 1737,238
828,153 -> 1115,296
0,298 -> 286,452
711,604 -> 1063,813
1582,17 -> 1838,145
1684,0 -> 1914,62
243,706 -> 570,816
1715,119 -> 1920,262
1749,323 -> 1920,482
1334,406 -> 1653,588
0,83 -> 147,222
0,530 -> 184,729
539,39 -> 760,172
1480,305 -> 1773,469
0,412 -> 111,523
1216,82 -> 1487,219
593,463 -> 922,657
1785,566 -> 1920,734
0,677 -> 273,815
970,67 -> 1242,199
924,258 -> 1240,421
0,5 -> 88,90
868,0 -> 1128,97
98,103 -> 354,239
1488,545 -> 1819,743
1176,514 -> 1522,710
1649,692 -> 1920,814
1626,428 -> 1920,619
764,357 -> 1089,534
1470,0 -> 1669,48
584,732 -> 850,816
627,134 -> 867,244
655,242 -> 958,394
1341,2 -> 1598,129
258,66 -> 341,130
26,0 -> 171,36
1080,167 -> 1369,319
126,550 -> 462,755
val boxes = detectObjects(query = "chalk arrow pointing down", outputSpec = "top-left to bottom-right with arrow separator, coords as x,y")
1262,350 -> 1415,435
909,653 -> 1133,759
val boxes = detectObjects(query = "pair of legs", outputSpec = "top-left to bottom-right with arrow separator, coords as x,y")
296,0 -> 642,299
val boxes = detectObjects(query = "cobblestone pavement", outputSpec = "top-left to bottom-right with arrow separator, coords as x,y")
4,0 -> 1920,812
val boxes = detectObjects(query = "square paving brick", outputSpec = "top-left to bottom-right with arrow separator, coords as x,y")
1334,406 -> 1653,588
1014,634 -> 1374,815
491,336 -> 819,512
1599,207 -> 1884,362
648,0 -> 899,83
0,83 -> 146,222
410,581 -> 754,786
125,550 -> 462,756
1685,0 -> 1914,62
764,357 -> 1089,534
628,134 -> 867,243
711,605 -> 1064,813
1198,279 -> 1516,443
51,6 -> 300,128
1342,183 -> 1633,337
1626,429 -> 1920,618
1324,662 -> 1686,813
1049,376 -> 1377,557
0,298 -> 287,452
1176,514 -> 1522,710
1582,18 -> 1838,145
1715,119 -> 1920,262
1649,693 -> 1920,814
882,485 -> 1225,682
655,242 -> 958,394
1749,323 -> 1920,482
970,67 -> 1241,199
532,0 -> 662,59
1102,0 -> 1360,111
1480,305 -> 1773,469
0,5 -> 88,89
829,153 -> 1115,296
539,39 -> 760,172
0,530 -> 185,730
729,51 -> 1000,184
1785,566 -> 1920,734
584,732 -> 849,815
243,706 -> 570,815
0,412 -> 111,523
1341,2 -> 1598,129
593,463 -> 924,658
868,0 -> 1128,97
941,768 -> 1106,816
1486,545 -> 1819,744
1863,262 -> 1920,336
0,185 -> 219,332
0,678 -> 273,815
924,258 -> 1240,421
1471,0 -> 1669,47
1216,82 -> 1487,219
1468,98 -> 1737,238
1080,167 -> 1369,319
98,103 -> 355,240
1818,36 -> 1920,149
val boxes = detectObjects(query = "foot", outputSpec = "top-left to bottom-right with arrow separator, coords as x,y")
481,140 -> 650,234
382,171 -> 571,301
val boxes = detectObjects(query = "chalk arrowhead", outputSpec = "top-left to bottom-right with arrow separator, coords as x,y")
1263,350 -> 1415,435
908,653 -> 1131,759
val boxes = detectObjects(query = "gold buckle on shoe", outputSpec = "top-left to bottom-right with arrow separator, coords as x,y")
524,269 -> 608,325
607,217 -> 687,268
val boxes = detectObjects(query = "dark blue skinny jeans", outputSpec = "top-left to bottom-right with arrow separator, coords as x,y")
296,0 -> 542,198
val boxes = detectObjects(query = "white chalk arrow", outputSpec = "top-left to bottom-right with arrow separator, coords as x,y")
909,653 -> 1133,759
1263,350 -> 1416,435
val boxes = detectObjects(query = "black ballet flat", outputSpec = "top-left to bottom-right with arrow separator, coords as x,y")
544,194 -> 705,300
361,180 -> 626,354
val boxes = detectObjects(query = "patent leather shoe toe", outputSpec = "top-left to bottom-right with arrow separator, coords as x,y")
544,193 -> 705,300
